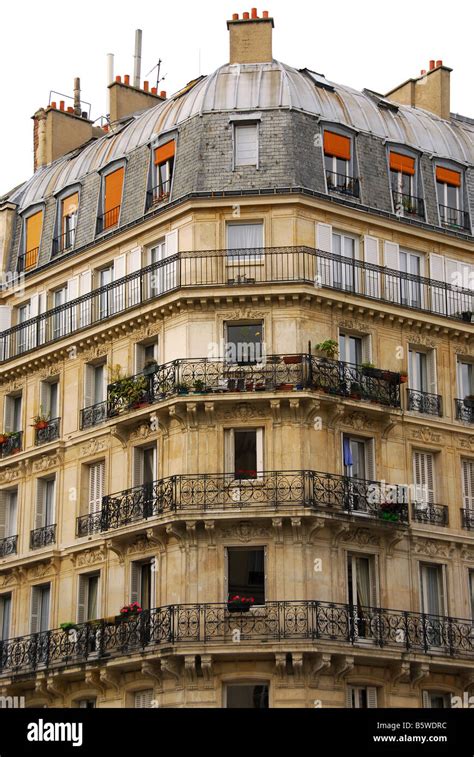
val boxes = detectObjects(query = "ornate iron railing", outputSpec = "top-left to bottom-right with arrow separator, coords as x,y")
407,389 -> 443,417
0,535 -> 17,558
16,247 -> 39,273
411,502 -> 449,527
326,171 -> 360,198
34,418 -> 60,446
392,191 -> 425,218
3,247 -> 473,363
76,469 -> 409,536
461,509 -> 474,531
310,358 -> 400,406
439,204 -> 470,231
52,230 -> 75,256
455,399 -> 474,424
0,432 -> 22,459
30,524 -> 57,550
146,179 -> 172,210
96,206 -> 121,234
2,599 -> 474,676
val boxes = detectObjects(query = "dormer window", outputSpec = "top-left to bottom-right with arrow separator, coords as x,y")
323,131 -> 359,197
97,166 -> 124,234
147,140 -> 175,209
389,151 -> 424,218
436,166 -> 469,230
53,191 -> 79,255
19,210 -> 43,272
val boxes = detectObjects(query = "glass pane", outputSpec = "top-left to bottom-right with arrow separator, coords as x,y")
228,548 -> 265,603
447,185 -> 458,209
226,323 -> 262,365
234,431 -> 257,478
94,366 -> 104,404
349,337 -> 362,365
40,587 -> 50,632
143,448 -> 155,485
226,685 -> 269,709
87,576 -> 98,620
227,224 -> 263,251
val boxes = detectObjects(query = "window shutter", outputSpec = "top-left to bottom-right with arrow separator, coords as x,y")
413,452 -> 435,504
89,462 -> 104,514
165,230 -> 178,257
422,690 -> 431,708
363,236 -> 380,298
256,429 -> 264,475
390,152 -> 415,175
84,365 -> 94,409
367,687 -> 378,708
154,141 -> 175,165
426,350 -> 437,395
77,575 -> 87,624
104,168 -> 124,216
79,271 -> 92,328
345,687 -> 354,708
35,480 -> 46,530
361,336 -> 372,364
383,241 -> 400,303
0,595 -> 11,641
316,223 -> 333,286
134,690 -> 154,708
0,491 -> 7,540
7,491 -> 17,537
3,397 -> 13,434
370,556 -> 378,607
25,211 -> 43,254
224,429 -> 234,475
130,563 -> 140,605
0,306 -> 12,331
436,167 -> 461,186
235,124 -> 258,166
365,439 -> 376,482
67,277 -> 79,332
462,460 -> 474,510
127,247 -> 142,307
30,587 -> 40,634
40,382 -> 49,416
133,448 -> 144,488
113,255 -> 126,313
429,254 -> 446,315
324,132 -> 351,160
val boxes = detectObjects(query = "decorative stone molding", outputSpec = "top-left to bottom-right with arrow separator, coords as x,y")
100,669 -> 121,693
410,426 -> 443,445
220,521 -> 270,542
27,558 -> 60,580
200,655 -> 213,683
338,319 -> 372,334
410,662 -> 430,688
269,400 -> 281,425
339,528 -> 381,547
204,521 -> 216,548
32,453 -> 63,473
185,521 -> 198,548
221,403 -> 266,422
132,322 -> 162,342
80,345 -> 110,363
221,309 -> 266,321
46,675 -> 67,702
0,464 -> 23,484
459,544 -> 474,561
343,412 -> 376,431
272,518 -> 284,545
405,332 -> 437,348
105,539 -> 126,565
110,425 -> 129,450
327,403 -> 346,430
333,655 -> 354,682
458,436 -> 474,451
161,656 -> 182,682
291,517 -> 303,544
308,518 -> 326,543
141,661 -> 162,688
413,538 -> 456,558
70,548 -> 106,568
85,670 -> 106,696
391,661 -> 411,686
38,363 -> 63,380
204,402 -> 216,428
80,437 -> 109,457
309,653 -> 332,687
289,398 -> 302,424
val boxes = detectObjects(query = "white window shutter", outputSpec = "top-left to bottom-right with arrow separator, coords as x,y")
7,491 -> 17,537
127,248 -> 142,307
133,448 -> 144,488
40,382 -> 49,415
364,236 -> 380,298
0,491 -> 7,540
113,255 -> 126,313
130,563 -> 140,605
429,254 -> 446,315
235,124 -> 258,167
30,588 -> 40,634
89,462 -> 105,514
35,480 -> 46,530
224,429 -> 234,474
367,687 -> 378,708
426,349 -> 438,395
77,575 -> 87,624
114,255 -> 126,280
84,365 -> 94,409
29,295 -> 39,318
345,687 -> 354,708
316,223 -> 333,286
365,439 -> 376,482
361,336 -> 372,364
384,241 -> 400,303
370,556 -> 378,607
462,460 -> 474,510
422,690 -> 430,708
413,452 -> 435,504
4,397 -> 13,433
0,306 -> 12,331
256,429 -> 264,475
134,690 -> 154,708
67,276 -> 79,331
165,230 -> 178,257
67,277 -> 79,300
80,271 -> 92,328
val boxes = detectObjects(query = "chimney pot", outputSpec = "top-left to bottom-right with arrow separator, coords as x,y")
60,101 -> 65,111
143,80 -> 149,92
67,106 -> 74,113
151,86 -> 157,95
429,59 -> 435,70
262,10 -> 269,17
116,75 -> 122,83
243,11 -> 250,19
124,74 -> 130,85
160,90 -> 167,98
436,59 -> 443,67
420,69 -> 426,75
251,7 -> 258,18
232,12 -> 239,19
51,101 -> 57,109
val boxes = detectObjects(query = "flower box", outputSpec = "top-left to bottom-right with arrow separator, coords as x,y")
227,595 -> 255,613
283,355 -> 302,365
34,421 -> 49,430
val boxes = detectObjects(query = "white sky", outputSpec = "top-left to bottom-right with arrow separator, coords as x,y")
0,0 -> 472,196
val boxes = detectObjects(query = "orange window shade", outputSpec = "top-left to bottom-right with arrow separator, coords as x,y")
436,166 -> 461,186
154,140 -> 176,165
324,131 -> 351,160
25,211 -> 43,253
62,192 -> 79,219
390,152 -> 415,176
104,168 -> 124,215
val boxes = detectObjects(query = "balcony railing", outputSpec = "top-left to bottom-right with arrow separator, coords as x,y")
30,524 -> 56,550
0,432 -> 22,458
0,535 -> 17,558
325,170 -> 360,198
455,399 -> 474,424
4,247 -> 473,364
310,358 -> 400,406
16,247 -> 39,273
461,509 -> 474,530
34,418 -> 60,446
392,191 -> 425,219
96,206 -> 120,235
407,388 -> 443,417
146,180 -> 172,210
2,599 -> 474,676
411,502 -> 449,527
52,230 -> 75,256
77,469 -> 409,537
439,204 -> 470,231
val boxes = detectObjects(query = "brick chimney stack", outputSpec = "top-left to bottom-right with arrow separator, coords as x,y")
227,9 -> 274,64
385,60 -> 452,120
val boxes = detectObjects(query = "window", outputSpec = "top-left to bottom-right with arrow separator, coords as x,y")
0,489 -> 18,541
339,333 -> 368,366
134,690 -> 154,709
4,394 -> 22,434
420,563 -> 446,617
78,573 -> 99,623
462,459 -> 474,512
77,699 -> 96,709
347,553 -> 378,638
52,285 -> 68,338
389,151 -> 421,216
99,167 -> 124,231
226,684 -> 269,709
227,547 -> 265,605
35,478 -> 55,532
225,428 -> 263,479
23,210 -> 43,270
17,303 -> 30,354
0,594 -> 11,641
98,266 -> 114,318
225,322 -> 263,365
234,124 -> 258,167
40,380 -> 59,421
324,131 -> 357,195
148,233 -> 178,296
458,360 -> 474,400
226,222 -> 263,258
413,451 -> 435,509
151,140 -> 175,203
88,461 -> 105,514
408,348 -> 437,395
135,340 -> 159,374
436,166 -> 465,228
400,250 -> 423,307
30,584 -> 50,634
133,446 -> 156,489
131,561 -> 154,611
333,231 -> 356,292
346,686 -> 378,708
84,363 -> 106,409
56,192 -> 79,253
423,691 -> 452,708
343,435 -> 375,482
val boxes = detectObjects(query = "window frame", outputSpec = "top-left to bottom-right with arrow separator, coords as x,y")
96,162 -> 126,235
21,204 -> 44,270
225,545 -> 266,606
226,221 -> 265,263
232,121 -> 260,170
54,185 -> 81,253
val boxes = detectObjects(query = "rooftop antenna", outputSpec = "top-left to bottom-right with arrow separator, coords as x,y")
106,53 -> 114,117
133,29 -> 142,89
145,59 -> 166,90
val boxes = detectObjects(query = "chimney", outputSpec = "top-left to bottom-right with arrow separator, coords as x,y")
227,9 -> 274,64
385,60 -> 452,120
108,78 -> 165,123
32,82 -> 94,171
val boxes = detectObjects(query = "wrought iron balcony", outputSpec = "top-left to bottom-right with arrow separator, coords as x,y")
310,358 -> 400,406
461,509 -> 474,531
4,247 -> 473,364
34,418 -> 60,446
30,524 -> 56,550
146,179 -> 172,210
16,247 -> 39,273
439,204 -> 470,231
96,205 -> 120,235
325,170 -> 360,198
407,389 -> 443,417
52,230 -> 75,256
411,502 -> 449,527
0,432 -> 22,459
455,399 -> 474,424
0,535 -> 17,558
76,469 -> 409,537
1,599 -> 474,677
392,191 -> 425,219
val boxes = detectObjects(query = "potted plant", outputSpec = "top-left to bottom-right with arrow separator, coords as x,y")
361,362 -> 382,378
227,595 -> 255,613
283,355 -> 303,365
461,311 -> 473,323
176,383 -> 190,395
315,339 -> 339,361
349,382 -> 362,399
116,602 -> 143,623
32,407 -> 50,430
464,395 -> 474,409
143,359 -> 159,377
255,382 -> 265,392
0,432 -> 10,445
60,622 -> 78,633
193,379 -> 205,394
379,502 -> 400,523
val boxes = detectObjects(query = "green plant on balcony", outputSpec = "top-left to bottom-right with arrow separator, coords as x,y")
60,622 -> 78,633
143,359 -> 159,376
379,502 -> 400,522
176,382 -> 190,395
227,595 -> 255,613
109,375 -> 149,410
315,339 -> 339,360
360,362 -> 383,379
32,406 -> 51,430
116,602 -> 143,623
193,379 -> 206,393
